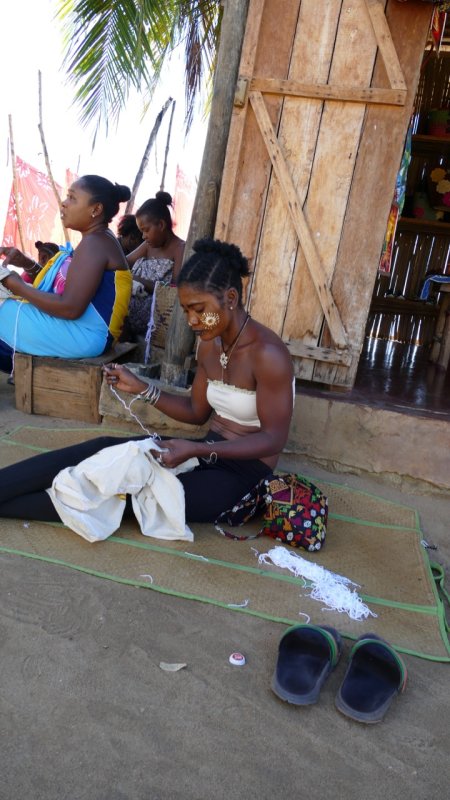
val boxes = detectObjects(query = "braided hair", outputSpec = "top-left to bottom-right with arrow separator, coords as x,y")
136,191 -> 173,230
78,175 -> 131,224
177,238 -> 250,304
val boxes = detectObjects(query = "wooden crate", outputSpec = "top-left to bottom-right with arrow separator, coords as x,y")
14,342 -> 137,424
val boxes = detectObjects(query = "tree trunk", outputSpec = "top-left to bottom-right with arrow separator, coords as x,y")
161,0 -> 250,386
125,97 -> 173,213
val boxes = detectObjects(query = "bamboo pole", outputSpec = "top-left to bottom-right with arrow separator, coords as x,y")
37,71 -> 70,242
160,99 -> 176,192
125,97 -> 173,213
8,115 -> 26,251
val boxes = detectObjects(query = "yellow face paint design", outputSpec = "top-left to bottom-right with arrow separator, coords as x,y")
200,311 -> 220,329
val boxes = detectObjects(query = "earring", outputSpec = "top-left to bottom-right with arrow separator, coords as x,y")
229,306 -> 233,310
92,213 -> 96,218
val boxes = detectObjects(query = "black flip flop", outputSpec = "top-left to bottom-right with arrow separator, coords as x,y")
272,624 -> 342,705
335,633 -> 407,723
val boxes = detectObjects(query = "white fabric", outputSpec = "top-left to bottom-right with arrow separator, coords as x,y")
206,377 -> 297,428
207,380 -> 260,427
0,265 -> 14,305
47,438 -> 198,543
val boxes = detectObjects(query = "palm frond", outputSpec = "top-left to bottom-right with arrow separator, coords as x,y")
56,0 -> 222,138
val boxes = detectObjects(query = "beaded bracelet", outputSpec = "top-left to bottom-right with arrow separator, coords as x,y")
204,451 -> 218,464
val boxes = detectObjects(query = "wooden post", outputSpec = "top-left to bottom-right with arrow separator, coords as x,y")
8,115 -> 26,251
125,98 -> 173,213
161,0 -> 251,386
37,71 -> 70,242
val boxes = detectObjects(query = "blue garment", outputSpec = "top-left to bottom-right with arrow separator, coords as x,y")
420,275 -> 450,301
0,243 -> 131,370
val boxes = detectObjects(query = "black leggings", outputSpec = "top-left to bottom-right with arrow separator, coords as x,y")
0,433 -> 271,524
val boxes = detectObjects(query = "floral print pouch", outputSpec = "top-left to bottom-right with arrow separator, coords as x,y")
215,473 -> 328,551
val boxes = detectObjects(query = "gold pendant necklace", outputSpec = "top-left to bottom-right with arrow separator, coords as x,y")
220,314 -> 250,369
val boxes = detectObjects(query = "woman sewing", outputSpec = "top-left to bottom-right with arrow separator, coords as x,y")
0,174 -> 132,373
0,238 -> 294,526
125,191 -> 185,337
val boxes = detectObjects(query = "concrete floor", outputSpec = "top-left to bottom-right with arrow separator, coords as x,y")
0,373 -> 449,800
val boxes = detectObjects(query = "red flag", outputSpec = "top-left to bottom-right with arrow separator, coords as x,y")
2,157 -> 65,254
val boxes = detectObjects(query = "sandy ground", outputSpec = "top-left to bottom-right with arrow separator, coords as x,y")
0,373 -> 449,800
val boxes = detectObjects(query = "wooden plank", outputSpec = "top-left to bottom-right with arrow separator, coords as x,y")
79,342 -> 137,366
14,354 -> 33,414
283,0 -> 380,378
215,0 -> 302,262
365,0 -> 407,90
286,341 -> 352,366
13,344 -> 137,419
251,77 -> 406,106
430,288 -> 450,363
249,89 -> 348,348
88,368 -> 102,423
215,0 -> 266,240
436,292 -> 450,370
248,0 -> 341,335
398,217 -> 450,235
318,0 -> 432,386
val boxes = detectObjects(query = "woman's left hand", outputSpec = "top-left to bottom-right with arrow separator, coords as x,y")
150,438 -> 197,469
1,271 -> 24,293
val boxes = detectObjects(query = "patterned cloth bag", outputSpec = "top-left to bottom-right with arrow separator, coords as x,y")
262,474 -> 327,551
215,473 -> 328,551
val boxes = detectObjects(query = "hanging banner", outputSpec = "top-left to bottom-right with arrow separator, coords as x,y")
2,157 -> 66,255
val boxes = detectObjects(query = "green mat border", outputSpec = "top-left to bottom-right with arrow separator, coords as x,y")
0,426 -> 449,662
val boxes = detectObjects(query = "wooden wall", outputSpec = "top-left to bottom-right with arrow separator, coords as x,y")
215,0 -> 432,387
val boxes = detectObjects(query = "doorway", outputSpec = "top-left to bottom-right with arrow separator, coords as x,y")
353,19 -> 450,418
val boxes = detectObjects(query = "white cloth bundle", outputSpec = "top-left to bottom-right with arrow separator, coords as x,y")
47,438 -> 198,543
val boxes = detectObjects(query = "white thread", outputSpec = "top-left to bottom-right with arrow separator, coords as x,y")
9,299 -> 25,378
184,552 -> 209,562
144,281 -> 162,364
227,599 -> 250,608
258,546 -> 376,621
298,612 -> 311,623
109,386 -> 156,436
140,574 -> 154,584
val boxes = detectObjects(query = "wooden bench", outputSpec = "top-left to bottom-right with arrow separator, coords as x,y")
14,342 -> 137,424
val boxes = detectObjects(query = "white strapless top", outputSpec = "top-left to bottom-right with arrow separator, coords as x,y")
206,380 -> 260,427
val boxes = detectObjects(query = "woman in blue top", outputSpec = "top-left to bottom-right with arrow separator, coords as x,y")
0,174 -> 132,373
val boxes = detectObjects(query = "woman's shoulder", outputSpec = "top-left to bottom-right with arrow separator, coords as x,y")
248,318 -> 293,374
75,230 -> 128,269
160,236 -> 185,260
250,317 -> 289,349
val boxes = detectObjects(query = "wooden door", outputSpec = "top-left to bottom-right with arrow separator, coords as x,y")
215,0 -> 432,386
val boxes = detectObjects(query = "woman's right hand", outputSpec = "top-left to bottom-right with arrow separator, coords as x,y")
102,363 -> 148,395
